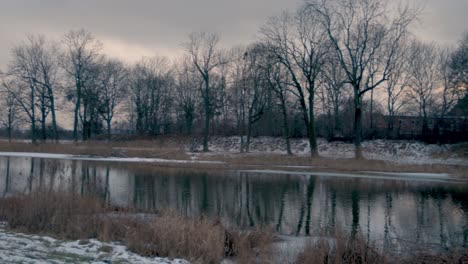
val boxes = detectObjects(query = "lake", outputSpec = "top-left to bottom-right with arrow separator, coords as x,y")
0,156 -> 467,252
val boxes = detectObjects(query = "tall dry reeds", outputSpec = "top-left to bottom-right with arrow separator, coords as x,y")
0,191 -> 274,264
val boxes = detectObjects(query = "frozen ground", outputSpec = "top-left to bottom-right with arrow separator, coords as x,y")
192,137 -> 468,165
0,224 -> 189,264
0,137 -> 466,166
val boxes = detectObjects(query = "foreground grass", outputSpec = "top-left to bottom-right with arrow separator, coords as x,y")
0,191 -> 466,263
295,238 -> 468,264
0,191 -> 273,264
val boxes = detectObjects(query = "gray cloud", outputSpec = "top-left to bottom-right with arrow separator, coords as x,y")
0,0 -> 466,67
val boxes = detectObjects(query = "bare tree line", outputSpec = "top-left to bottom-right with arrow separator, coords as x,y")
0,0 -> 466,158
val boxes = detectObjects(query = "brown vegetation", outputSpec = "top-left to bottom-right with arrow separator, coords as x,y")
0,191 -> 273,264
1,138 -> 467,179
0,138 -> 190,160
295,237 -> 468,264
0,191 -> 466,263
295,237 -> 386,264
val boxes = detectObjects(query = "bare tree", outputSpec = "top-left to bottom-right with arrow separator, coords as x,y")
261,6 -> 330,157
384,42 -> 412,138
264,53 -> 294,155
449,32 -> 468,95
174,57 -> 201,135
309,0 -> 417,158
62,29 -> 102,142
231,44 -> 269,153
320,52 -> 349,139
183,32 -> 222,152
4,35 -> 59,142
438,48 -> 459,119
129,57 -> 172,136
407,41 -> 440,137
0,80 -> 21,142
98,59 -> 128,141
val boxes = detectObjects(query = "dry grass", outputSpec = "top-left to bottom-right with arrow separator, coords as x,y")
0,191 -> 465,263
125,211 -> 226,263
295,236 -> 387,264
205,153 -> 468,177
0,139 -> 190,160
1,137 -> 467,177
0,191 -> 273,264
0,191 -> 105,238
225,228 -> 275,263
400,251 -> 468,264
295,236 -> 468,264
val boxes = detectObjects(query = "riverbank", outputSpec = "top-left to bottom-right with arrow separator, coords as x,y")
0,191 -> 466,264
0,137 -> 467,178
0,192 -> 275,264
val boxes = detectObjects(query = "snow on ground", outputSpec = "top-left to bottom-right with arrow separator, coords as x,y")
0,225 -> 190,264
191,137 -> 468,165
0,137 -> 466,166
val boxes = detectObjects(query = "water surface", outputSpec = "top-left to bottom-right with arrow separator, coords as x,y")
0,156 -> 466,252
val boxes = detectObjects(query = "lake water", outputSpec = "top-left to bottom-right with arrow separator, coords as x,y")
0,156 -> 467,252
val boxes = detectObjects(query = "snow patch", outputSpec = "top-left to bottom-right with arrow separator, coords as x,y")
189,137 -> 468,165
0,226 -> 190,264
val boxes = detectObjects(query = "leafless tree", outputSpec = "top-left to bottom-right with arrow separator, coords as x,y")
449,32 -> 468,95
264,52 -> 294,155
384,42 -> 412,137
98,59 -> 128,141
174,57 -> 201,135
261,6 -> 330,157
407,41 -> 440,136
0,80 -> 21,142
231,44 -> 269,152
62,29 -> 102,141
129,57 -> 172,136
183,32 -> 222,152
308,0 -> 417,158
4,35 -> 60,142
319,52 -> 349,139
438,48 -> 459,119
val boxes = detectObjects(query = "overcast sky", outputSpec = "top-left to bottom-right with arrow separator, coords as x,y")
0,0 -> 467,67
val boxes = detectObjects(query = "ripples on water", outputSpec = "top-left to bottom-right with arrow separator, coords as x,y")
0,156 -> 467,252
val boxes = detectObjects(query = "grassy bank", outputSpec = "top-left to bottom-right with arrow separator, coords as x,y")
0,191 -> 465,263
0,191 -> 273,264
0,139 -> 467,178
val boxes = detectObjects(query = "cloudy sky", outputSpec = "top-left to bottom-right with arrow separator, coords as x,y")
0,0 -> 467,67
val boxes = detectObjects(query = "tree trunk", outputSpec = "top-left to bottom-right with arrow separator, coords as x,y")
422,113 -> 429,140
185,109 -> 193,135
41,105 -> 47,142
107,119 -> 112,142
203,78 -> 210,152
82,102 -> 87,141
334,100 -> 341,135
73,84 -> 81,142
308,93 -> 318,157
49,87 -> 59,142
246,114 -> 253,153
370,89 -> 374,131
7,127 -> 12,143
7,108 -> 12,143
280,98 -> 292,155
31,87 -> 36,144
354,91 -> 363,159
246,98 -> 256,153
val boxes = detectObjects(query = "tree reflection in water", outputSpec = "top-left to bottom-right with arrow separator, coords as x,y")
0,156 -> 467,251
